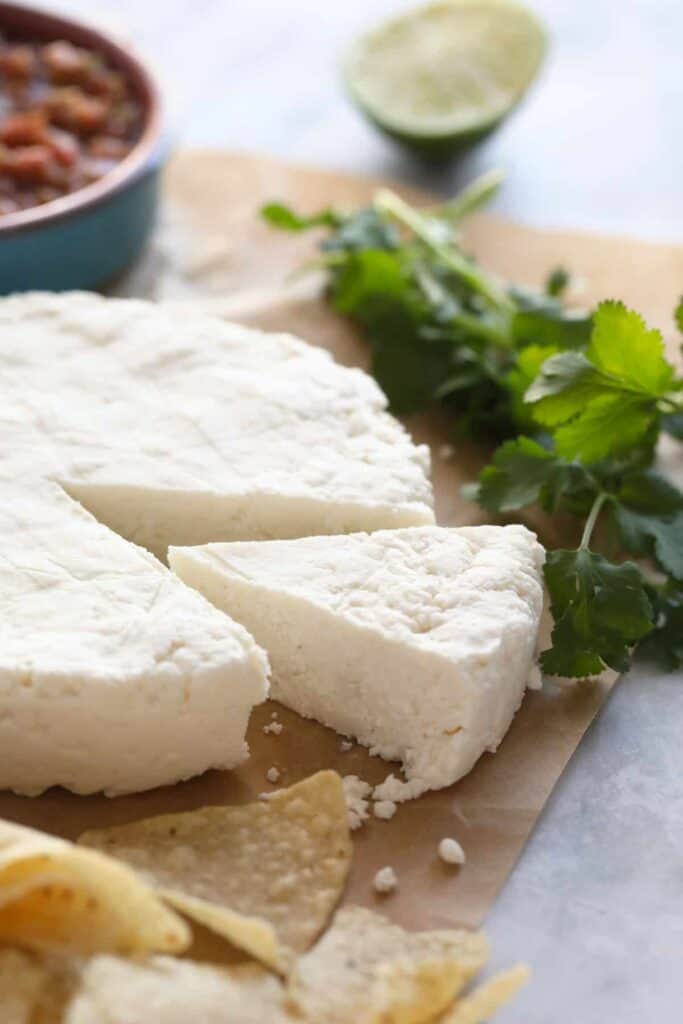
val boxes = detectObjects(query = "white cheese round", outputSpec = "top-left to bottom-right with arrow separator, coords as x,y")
0,292 -> 433,796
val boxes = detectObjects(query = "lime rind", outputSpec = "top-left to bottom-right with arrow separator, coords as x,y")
344,0 -> 547,154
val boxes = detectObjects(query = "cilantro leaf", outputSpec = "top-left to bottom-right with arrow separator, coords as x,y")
527,302 -> 674,413
323,208 -> 399,253
330,249 -> 411,315
525,350 -> 600,424
471,437 -> 592,515
470,437 -> 557,512
662,412 -> 683,439
675,296 -> 683,334
613,470 -> 683,580
526,302 -> 676,462
511,308 -> 591,351
637,582 -> 683,670
616,467 -> 683,514
553,392 -> 659,463
372,334 -> 453,414
588,300 -> 674,395
329,249 -> 454,414
545,266 -> 570,298
506,344 -> 559,429
541,549 -> 654,676
260,202 -> 341,231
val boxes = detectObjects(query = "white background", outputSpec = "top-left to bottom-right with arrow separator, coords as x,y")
32,2 -> 683,1020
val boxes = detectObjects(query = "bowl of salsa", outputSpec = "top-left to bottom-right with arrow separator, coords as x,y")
0,2 -> 165,293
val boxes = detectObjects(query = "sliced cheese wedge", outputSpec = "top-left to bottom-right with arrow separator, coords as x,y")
0,481 -> 269,797
170,525 -> 545,796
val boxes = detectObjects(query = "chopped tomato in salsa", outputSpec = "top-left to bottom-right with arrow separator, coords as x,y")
0,36 -> 142,216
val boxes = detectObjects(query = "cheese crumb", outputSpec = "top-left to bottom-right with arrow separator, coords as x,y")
373,799 -> 397,820
373,773 -> 427,805
527,665 -> 543,691
271,711 -> 279,719
438,837 -> 466,865
373,866 -> 398,894
439,443 -> 455,461
266,766 -> 280,783
340,739 -> 353,752
263,721 -> 283,735
343,774 -> 372,830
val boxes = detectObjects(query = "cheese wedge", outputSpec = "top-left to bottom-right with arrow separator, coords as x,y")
0,480 -> 268,797
170,525 -> 545,796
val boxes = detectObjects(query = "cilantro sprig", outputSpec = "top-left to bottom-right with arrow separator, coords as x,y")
262,174 -> 591,439
262,180 -> 683,679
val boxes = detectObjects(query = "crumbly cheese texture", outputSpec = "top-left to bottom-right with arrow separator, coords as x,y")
0,291 -> 432,797
342,775 -> 372,830
0,292 -> 433,558
169,524 -> 545,795
0,480 -> 269,796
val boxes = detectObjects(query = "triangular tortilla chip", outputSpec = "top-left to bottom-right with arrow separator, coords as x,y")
437,966 -> 530,1023
79,771 -> 351,972
64,956 -> 289,1024
0,946 -> 79,1024
0,821 -> 189,957
287,906 -> 489,1024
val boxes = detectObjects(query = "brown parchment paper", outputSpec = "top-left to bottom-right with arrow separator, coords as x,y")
1,151 -> 681,942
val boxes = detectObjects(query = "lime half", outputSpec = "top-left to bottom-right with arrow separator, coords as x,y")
344,0 -> 546,156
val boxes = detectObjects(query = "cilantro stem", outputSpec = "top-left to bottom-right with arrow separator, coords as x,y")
436,169 -> 505,224
580,491 -> 609,550
374,189 -> 515,314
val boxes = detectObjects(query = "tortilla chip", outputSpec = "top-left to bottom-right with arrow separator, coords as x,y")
0,946 -> 79,1024
437,966 -> 530,1022
287,906 -> 489,1024
0,821 -> 189,957
165,898 -> 281,971
64,955 -> 290,1024
0,947 -> 52,1024
79,771 -> 351,971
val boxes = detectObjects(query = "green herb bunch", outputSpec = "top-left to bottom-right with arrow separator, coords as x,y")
262,176 -> 683,679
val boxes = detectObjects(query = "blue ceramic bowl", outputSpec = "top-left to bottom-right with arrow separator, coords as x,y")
0,2 -> 166,293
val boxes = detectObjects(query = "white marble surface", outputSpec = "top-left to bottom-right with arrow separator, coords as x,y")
28,1 -> 683,1020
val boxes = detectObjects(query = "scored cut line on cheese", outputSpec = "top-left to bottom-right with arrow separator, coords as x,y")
0,292 -> 434,797
0,291 -> 433,558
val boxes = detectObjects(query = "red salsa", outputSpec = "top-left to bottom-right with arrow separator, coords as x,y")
0,36 -> 143,217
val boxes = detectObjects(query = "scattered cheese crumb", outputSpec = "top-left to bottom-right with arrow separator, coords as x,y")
340,739 -> 353,752
266,766 -> 280,784
373,866 -> 398,894
527,665 -> 543,690
438,837 -> 466,865
271,711 -> 279,719
373,799 -> 397,820
263,721 -> 283,735
343,774 -> 372,830
373,773 -> 427,804
439,443 -> 455,461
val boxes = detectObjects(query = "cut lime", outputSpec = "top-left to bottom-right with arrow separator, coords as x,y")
344,0 -> 546,157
